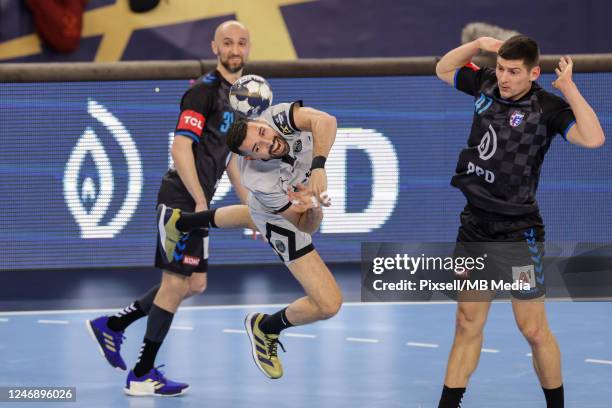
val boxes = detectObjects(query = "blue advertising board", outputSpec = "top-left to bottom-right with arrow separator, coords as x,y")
1,73 -> 610,270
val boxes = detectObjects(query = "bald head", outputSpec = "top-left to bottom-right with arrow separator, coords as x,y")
211,20 -> 250,75
214,20 -> 249,43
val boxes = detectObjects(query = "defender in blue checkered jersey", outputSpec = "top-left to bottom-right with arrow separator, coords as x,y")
434,35 -> 605,408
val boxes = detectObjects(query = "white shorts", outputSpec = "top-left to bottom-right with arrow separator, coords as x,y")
249,208 -> 314,265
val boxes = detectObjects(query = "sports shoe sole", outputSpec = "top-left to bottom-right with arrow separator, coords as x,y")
123,385 -> 190,397
244,312 -> 277,379
85,320 -> 125,372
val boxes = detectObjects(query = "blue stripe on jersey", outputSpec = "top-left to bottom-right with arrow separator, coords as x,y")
174,131 -> 199,143
202,73 -> 217,84
562,120 -> 576,141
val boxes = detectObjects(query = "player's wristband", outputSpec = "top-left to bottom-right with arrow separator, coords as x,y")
311,156 -> 327,170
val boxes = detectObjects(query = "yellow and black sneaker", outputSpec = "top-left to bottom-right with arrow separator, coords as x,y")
156,204 -> 183,264
244,312 -> 285,379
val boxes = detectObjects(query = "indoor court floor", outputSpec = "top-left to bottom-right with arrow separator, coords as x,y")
1,298 -> 611,407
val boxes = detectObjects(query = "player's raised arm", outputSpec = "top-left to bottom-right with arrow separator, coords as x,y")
292,105 -> 337,201
436,37 -> 503,86
552,56 -> 606,148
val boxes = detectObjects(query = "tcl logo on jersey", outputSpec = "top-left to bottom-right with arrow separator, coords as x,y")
182,255 -> 200,266
177,110 -> 205,136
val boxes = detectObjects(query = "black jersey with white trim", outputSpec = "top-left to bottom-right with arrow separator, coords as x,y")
451,65 -> 576,216
164,70 -> 237,202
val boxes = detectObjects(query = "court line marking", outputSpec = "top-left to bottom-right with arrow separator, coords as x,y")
585,358 -> 612,365
0,318 -> 8,322
346,337 -> 380,343
170,325 -> 193,331
8,298 -> 592,318
406,342 -> 439,348
481,348 -> 500,353
37,319 -> 69,325
286,333 -> 317,339
223,329 -> 247,334
526,353 -> 533,357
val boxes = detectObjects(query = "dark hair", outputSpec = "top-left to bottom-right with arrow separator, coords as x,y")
498,35 -> 540,69
226,117 -> 249,155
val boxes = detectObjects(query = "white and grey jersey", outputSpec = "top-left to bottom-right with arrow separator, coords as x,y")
239,101 -> 313,214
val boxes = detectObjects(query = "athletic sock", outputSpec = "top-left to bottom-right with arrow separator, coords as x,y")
136,284 -> 161,314
132,304 -> 174,377
543,385 -> 564,408
438,385 -> 466,408
107,301 -> 146,332
176,208 -> 218,231
259,307 -> 293,335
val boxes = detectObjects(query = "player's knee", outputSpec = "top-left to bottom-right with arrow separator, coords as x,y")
316,291 -> 342,320
186,274 -> 207,297
455,308 -> 485,336
188,280 -> 207,296
519,323 -> 549,346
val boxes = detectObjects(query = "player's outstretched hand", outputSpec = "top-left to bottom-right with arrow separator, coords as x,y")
288,184 -> 320,213
552,55 -> 574,90
477,37 -> 503,53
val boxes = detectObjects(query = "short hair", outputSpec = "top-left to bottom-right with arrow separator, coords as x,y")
226,117 -> 249,155
498,35 -> 540,69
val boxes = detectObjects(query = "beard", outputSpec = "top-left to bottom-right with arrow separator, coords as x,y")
220,55 -> 244,73
269,136 -> 290,159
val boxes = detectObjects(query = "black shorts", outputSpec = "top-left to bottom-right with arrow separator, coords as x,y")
154,173 -> 212,276
455,204 -> 546,300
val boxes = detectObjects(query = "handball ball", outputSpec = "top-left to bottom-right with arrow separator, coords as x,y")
229,74 -> 273,118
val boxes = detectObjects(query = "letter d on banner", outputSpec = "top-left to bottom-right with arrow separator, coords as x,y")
322,128 -> 399,233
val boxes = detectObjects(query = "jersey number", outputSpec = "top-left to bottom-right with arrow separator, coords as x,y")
220,111 -> 234,133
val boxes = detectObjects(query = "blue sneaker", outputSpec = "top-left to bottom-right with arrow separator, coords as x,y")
86,316 -> 127,371
124,366 -> 189,397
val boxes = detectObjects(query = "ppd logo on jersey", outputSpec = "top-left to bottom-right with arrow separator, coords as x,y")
467,125 -> 497,184
63,100 -> 143,238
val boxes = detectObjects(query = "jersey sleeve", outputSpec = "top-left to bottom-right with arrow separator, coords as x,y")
268,101 -> 303,135
174,84 -> 214,143
454,65 -> 496,96
541,92 -> 576,141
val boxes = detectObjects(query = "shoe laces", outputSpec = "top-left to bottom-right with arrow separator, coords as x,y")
116,334 -> 126,347
107,327 -> 125,347
264,334 -> 285,358
151,365 -> 167,382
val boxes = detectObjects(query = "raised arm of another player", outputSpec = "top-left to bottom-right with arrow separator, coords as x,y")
226,153 -> 250,204
436,37 -> 503,86
292,104 -> 337,201
552,56 -> 605,148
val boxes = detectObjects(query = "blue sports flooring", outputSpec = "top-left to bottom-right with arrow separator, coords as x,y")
1,301 -> 611,408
